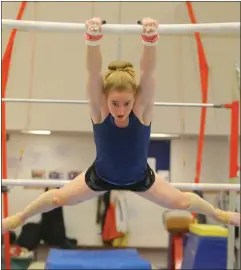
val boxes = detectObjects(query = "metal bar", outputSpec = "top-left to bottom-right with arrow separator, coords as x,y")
2,98 -> 88,105
235,64 -> 240,83
227,191 -> 236,269
116,1 -> 122,61
2,179 -> 240,191
2,19 -> 240,34
1,98 -> 228,108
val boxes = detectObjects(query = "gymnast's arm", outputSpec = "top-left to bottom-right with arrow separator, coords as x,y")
85,17 -> 104,123
139,45 -> 156,107
136,18 -> 158,124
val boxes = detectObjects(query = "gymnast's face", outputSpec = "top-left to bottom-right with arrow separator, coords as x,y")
107,90 -> 135,122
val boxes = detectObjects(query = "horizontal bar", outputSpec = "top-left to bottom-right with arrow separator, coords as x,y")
2,179 -> 240,191
2,180 -> 69,187
1,98 -> 227,108
2,19 -> 240,34
1,98 -> 88,105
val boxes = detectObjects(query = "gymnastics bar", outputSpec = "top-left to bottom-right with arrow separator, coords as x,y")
2,179 -> 240,191
2,19 -> 240,34
1,98 -> 230,108
226,64 -> 240,269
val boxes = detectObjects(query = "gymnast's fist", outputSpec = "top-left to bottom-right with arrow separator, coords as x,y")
85,17 -> 103,36
141,17 -> 158,35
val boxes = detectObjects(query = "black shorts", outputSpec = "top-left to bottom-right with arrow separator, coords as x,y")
85,162 -> 155,192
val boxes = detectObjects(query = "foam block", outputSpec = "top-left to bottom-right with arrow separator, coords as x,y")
46,248 -> 152,269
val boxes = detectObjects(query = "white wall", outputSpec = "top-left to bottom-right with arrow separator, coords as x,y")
3,132 -> 239,248
2,2 -> 240,135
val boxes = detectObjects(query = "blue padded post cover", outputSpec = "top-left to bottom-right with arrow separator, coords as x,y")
181,233 -> 227,269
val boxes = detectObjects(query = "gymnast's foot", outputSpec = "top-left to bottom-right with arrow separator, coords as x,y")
214,209 -> 240,226
2,212 -> 25,233
229,212 -> 240,226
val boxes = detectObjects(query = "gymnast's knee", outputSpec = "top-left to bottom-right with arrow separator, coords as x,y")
170,192 -> 190,210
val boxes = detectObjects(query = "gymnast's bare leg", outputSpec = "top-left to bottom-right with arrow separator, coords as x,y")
136,173 -> 240,226
2,171 -> 103,233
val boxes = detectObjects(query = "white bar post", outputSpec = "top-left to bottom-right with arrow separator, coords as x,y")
116,1 -> 122,61
227,191 -> 236,269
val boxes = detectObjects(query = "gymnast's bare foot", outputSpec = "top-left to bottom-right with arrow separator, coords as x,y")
2,212 -> 25,233
229,212 -> 240,226
214,209 -> 240,226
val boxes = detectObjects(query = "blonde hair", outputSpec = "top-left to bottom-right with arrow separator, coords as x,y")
103,61 -> 138,95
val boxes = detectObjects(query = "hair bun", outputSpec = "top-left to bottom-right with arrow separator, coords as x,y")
108,61 -> 134,71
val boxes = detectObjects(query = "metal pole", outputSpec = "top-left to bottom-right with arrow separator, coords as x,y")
235,64 -> 240,85
2,98 -> 88,105
227,191 -> 235,269
1,98 -> 228,108
2,19 -> 240,34
116,1 -> 122,61
1,179 -> 240,190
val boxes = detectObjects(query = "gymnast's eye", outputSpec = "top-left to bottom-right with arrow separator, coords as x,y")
124,102 -> 130,107
111,102 -> 118,107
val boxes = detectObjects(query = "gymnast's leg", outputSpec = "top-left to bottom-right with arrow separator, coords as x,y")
136,173 -> 240,226
2,171 -> 103,233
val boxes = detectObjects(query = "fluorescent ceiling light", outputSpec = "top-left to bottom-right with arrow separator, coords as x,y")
21,130 -> 51,135
150,133 -> 180,139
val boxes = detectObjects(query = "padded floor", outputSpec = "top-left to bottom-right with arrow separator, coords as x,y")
46,248 -> 152,269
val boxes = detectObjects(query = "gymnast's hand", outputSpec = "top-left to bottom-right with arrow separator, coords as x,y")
2,212 -> 25,233
140,17 -> 159,45
85,17 -> 103,45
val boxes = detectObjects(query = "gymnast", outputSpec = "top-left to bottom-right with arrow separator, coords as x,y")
2,17 -> 240,233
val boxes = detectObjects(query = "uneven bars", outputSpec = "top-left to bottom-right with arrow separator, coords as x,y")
1,98 -> 228,108
2,179 -> 240,191
2,19 -> 240,34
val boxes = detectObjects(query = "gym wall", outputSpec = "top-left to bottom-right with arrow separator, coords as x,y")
2,2 -> 240,135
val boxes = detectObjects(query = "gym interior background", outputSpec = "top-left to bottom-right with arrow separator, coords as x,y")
2,1 -> 240,269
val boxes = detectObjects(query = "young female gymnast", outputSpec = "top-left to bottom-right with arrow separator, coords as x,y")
2,17 -> 240,233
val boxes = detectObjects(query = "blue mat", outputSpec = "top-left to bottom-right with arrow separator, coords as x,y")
46,248 -> 152,269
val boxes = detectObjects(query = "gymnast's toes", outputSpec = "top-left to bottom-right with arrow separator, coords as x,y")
215,209 -> 240,226
229,212 -> 240,226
